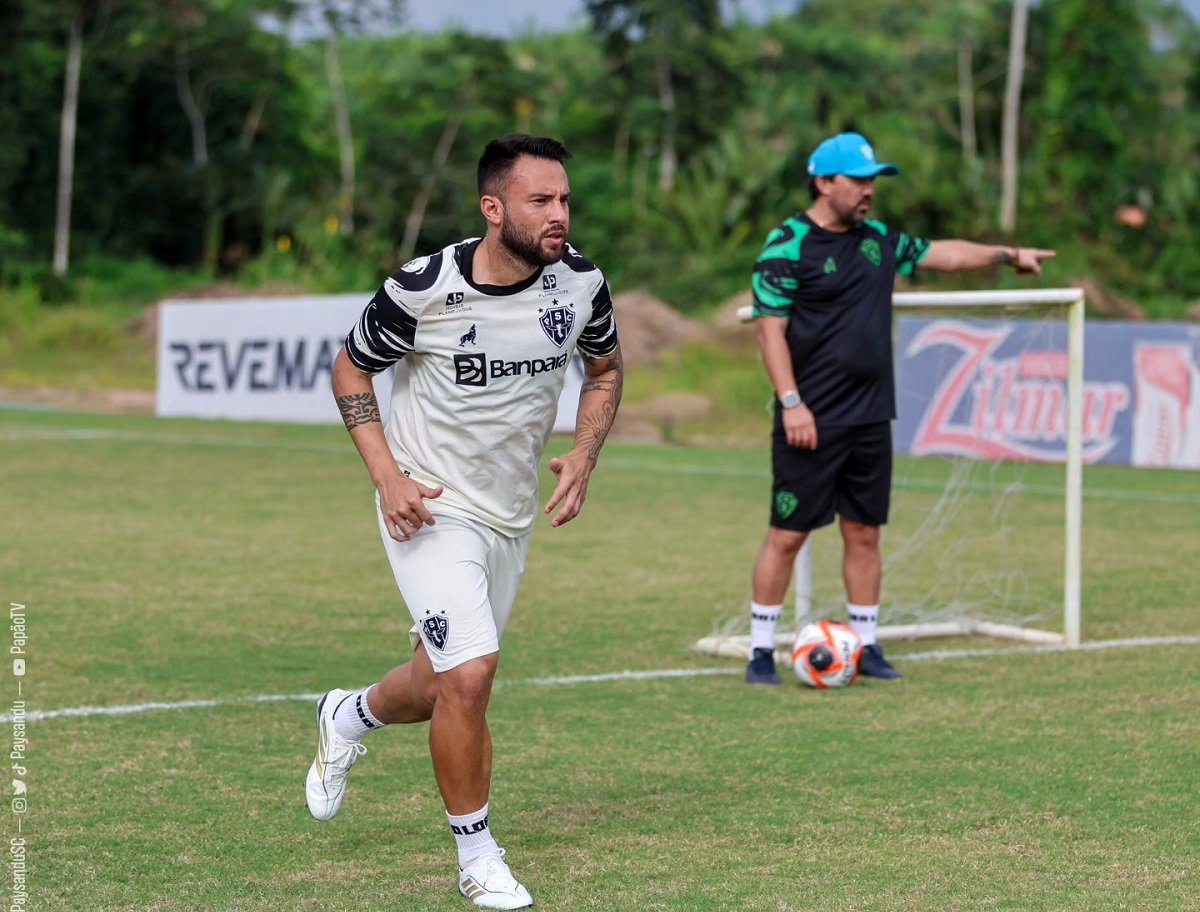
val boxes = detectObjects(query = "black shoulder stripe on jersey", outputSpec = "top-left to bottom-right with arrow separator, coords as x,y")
389,250 -> 445,293
561,246 -> 598,274
344,332 -> 394,374
577,280 -> 618,357
344,290 -> 418,374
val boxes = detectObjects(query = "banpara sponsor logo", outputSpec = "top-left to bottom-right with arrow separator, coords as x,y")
453,351 -> 570,387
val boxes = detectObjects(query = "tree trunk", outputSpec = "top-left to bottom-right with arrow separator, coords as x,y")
174,45 -> 208,168
957,26 -> 977,168
52,13 -> 83,277
1000,0 -> 1029,234
655,36 -> 677,193
239,88 -> 271,150
398,109 -> 463,263
325,35 -> 355,237
174,44 -> 218,272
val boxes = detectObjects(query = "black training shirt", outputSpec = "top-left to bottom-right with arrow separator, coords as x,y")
751,214 -> 929,427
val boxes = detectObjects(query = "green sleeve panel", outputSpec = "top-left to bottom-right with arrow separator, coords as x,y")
751,218 -> 808,318
895,233 -> 931,277
868,219 -> 930,277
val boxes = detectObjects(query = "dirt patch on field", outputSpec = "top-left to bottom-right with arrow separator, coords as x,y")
0,385 -> 154,414
612,290 -> 715,367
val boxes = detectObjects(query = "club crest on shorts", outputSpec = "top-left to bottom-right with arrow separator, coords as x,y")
775,491 -> 799,519
539,302 -> 574,347
421,611 -> 450,651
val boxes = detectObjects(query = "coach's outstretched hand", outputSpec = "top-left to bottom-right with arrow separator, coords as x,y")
1014,247 -> 1057,276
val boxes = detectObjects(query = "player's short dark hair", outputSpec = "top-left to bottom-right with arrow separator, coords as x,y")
477,134 -> 571,198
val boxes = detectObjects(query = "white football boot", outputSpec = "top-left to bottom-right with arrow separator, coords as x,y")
458,850 -> 533,910
305,689 -> 367,820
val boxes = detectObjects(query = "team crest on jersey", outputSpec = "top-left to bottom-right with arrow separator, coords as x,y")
539,302 -> 575,347
859,239 -> 882,267
421,611 -> 449,651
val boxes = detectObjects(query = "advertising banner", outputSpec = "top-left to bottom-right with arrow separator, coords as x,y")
895,317 -> 1200,469
156,295 -> 584,431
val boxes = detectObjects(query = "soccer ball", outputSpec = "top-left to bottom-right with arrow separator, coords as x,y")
791,620 -> 863,689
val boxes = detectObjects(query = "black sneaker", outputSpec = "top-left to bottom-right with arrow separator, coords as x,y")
745,647 -> 781,685
858,643 -> 902,680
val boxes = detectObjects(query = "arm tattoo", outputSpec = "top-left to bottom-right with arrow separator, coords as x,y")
578,348 -> 624,463
996,247 -> 1015,266
336,392 -> 381,430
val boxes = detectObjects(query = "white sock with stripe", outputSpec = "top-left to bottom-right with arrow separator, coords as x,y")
332,685 -> 385,741
449,804 -> 500,868
847,603 -> 880,646
749,602 -> 783,655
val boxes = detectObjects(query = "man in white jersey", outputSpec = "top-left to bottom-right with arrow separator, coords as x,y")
305,134 -> 623,910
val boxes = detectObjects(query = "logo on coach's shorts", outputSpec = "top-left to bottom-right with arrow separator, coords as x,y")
421,611 -> 450,651
775,491 -> 799,519
454,352 -> 487,386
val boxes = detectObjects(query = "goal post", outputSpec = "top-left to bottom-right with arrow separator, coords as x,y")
694,287 -> 1085,659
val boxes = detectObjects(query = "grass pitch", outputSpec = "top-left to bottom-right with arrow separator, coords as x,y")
2,407 -> 1198,911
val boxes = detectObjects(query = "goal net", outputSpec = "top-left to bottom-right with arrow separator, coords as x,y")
694,288 -> 1085,659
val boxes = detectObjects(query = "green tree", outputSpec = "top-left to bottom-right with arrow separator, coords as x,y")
1035,0 -> 1157,236
585,0 -> 739,194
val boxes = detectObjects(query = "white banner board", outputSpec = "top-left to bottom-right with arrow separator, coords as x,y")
156,295 -> 582,431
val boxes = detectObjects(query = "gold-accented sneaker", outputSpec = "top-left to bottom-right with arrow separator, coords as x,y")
305,689 -> 367,820
458,849 -> 533,910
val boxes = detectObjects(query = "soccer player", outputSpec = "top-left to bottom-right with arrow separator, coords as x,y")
744,131 -> 1055,685
307,134 -> 622,909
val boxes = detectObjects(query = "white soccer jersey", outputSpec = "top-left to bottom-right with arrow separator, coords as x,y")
344,238 -> 618,536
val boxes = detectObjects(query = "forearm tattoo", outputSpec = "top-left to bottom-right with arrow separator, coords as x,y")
336,392 -> 381,430
578,348 -> 624,463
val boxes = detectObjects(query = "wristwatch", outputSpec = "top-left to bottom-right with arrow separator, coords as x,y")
779,390 -> 803,410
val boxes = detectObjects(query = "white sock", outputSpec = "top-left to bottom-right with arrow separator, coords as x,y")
448,804 -> 500,868
847,603 -> 880,646
332,685 -> 385,741
749,602 -> 783,654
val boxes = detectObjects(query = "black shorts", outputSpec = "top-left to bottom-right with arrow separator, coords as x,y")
770,421 -> 892,531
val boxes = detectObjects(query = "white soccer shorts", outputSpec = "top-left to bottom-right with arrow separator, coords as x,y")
375,500 -> 530,673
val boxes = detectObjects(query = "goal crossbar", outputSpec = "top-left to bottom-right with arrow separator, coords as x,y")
711,287 -> 1085,655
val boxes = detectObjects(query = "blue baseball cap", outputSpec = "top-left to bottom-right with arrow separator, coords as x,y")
807,132 -> 899,178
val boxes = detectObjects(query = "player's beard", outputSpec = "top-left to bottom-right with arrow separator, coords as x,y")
500,212 -> 566,268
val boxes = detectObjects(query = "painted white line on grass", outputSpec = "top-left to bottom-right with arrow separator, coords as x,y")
0,426 -> 349,454
6,636 -> 1199,724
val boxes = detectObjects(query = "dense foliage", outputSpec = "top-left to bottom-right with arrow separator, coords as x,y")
3,0 -> 1199,315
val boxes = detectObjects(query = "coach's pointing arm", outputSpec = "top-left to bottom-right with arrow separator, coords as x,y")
332,348 -> 443,543
920,241 -> 1056,276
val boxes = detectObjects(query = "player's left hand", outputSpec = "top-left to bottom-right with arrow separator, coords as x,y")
543,449 -> 594,527
1014,247 -> 1057,276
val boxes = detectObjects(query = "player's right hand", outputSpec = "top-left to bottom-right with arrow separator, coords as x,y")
378,471 -> 443,542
